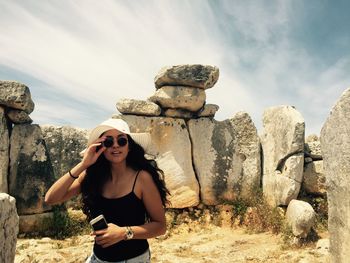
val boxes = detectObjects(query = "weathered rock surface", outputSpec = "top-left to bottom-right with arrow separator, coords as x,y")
198,104 -> 219,117
116,98 -> 161,116
188,112 -> 260,205
114,114 -> 200,208
41,125 -> 88,180
9,124 -> 55,215
320,87 -> 350,263
261,105 -> 305,207
7,109 -> 33,124
302,160 -> 326,195
163,108 -> 195,119
0,81 -> 35,114
0,193 -> 19,263
19,212 -> 54,233
149,86 -> 206,111
286,199 -> 315,238
155,64 -> 219,90
305,135 -> 322,160
0,107 -> 9,193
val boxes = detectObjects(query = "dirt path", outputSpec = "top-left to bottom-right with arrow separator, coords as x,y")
15,225 -> 329,263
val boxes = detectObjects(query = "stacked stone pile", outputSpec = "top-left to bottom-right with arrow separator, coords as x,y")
117,65 -> 220,119
114,64 -> 261,207
0,81 -> 35,193
0,80 -> 57,234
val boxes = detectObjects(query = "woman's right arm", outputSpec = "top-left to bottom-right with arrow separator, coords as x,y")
45,138 -> 107,205
44,162 -> 87,205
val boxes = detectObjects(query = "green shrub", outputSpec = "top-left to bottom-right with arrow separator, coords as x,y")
42,205 -> 90,239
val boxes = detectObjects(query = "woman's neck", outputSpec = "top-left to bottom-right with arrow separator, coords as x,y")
110,162 -> 129,182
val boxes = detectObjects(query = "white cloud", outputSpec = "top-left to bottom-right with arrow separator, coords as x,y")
0,0 -> 349,136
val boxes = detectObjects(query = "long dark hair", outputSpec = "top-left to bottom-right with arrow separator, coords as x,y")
80,135 -> 170,220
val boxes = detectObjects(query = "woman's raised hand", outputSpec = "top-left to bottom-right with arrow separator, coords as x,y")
81,137 -> 106,168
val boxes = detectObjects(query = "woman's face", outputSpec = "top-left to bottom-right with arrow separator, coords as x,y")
102,129 -> 129,164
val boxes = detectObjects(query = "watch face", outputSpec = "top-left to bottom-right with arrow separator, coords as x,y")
126,227 -> 134,239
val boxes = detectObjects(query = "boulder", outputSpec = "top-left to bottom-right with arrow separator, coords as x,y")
9,124 -> 55,215
286,199 -> 315,238
261,105 -> 305,206
302,160 -> 326,195
188,112 -> 261,205
7,109 -> 33,124
320,87 -> 350,263
0,81 -> 35,114
198,104 -> 219,117
154,64 -> 219,90
149,86 -> 206,111
114,114 -> 200,208
0,193 -> 19,263
0,107 -> 9,193
116,98 -> 161,116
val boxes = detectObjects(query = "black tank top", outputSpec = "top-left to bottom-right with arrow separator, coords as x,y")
92,171 -> 149,261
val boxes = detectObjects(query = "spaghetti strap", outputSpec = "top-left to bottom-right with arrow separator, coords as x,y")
132,171 -> 140,192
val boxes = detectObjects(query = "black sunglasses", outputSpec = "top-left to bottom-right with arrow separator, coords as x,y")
103,136 -> 128,148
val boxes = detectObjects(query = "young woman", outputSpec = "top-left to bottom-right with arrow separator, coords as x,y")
45,118 -> 169,263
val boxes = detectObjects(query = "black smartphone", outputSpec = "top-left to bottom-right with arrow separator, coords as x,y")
89,214 -> 108,231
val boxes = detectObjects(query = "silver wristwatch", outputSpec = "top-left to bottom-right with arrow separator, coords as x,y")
125,226 -> 134,240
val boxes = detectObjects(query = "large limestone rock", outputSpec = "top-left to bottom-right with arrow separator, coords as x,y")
116,98 -> 161,116
149,86 -> 206,111
155,64 -> 219,90
302,160 -> 326,195
9,124 -> 55,215
286,199 -> 315,238
261,105 -> 305,207
0,81 -> 35,114
320,87 -> 350,263
0,107 -> 9,193
114,114 -> 200,208
41,125 -> 88,180
188,112 -> 261,205
7,109 -> 33,124
0,193 -> 19,263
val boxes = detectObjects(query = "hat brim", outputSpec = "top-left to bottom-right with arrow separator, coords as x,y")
80,125 -> 151,156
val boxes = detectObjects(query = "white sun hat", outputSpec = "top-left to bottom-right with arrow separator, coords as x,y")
81,118 -> 151,156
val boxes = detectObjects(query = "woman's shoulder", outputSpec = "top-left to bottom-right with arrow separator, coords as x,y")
137,169 -> 153,181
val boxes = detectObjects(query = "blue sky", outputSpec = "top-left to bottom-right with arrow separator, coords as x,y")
1,0 -> 349,135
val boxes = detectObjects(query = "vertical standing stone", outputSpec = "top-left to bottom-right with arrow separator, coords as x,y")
0,106 -> 9,193
320,88 -> 350,263
188,112 -> 261,205
9,124 -> 55,215
261,105 -> 305,207
0,193 -> 19,263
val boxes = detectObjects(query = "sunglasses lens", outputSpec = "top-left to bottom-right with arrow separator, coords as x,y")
103,136 -> 114,148
117,137 -> 128,147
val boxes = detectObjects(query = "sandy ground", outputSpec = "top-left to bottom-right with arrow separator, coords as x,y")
15,224 -> 329,263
